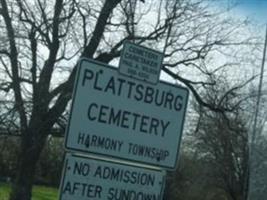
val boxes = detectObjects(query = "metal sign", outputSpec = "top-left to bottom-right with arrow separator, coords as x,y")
65,58 -> 189,169
59,153 -> 165,200
119,41 -> 163,84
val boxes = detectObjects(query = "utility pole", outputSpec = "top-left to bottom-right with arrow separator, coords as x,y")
129,0 -> 137,42
247,24 -> 267,200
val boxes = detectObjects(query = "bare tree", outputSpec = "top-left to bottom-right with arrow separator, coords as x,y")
0,0 -> 256,199
191,75 -> 255,200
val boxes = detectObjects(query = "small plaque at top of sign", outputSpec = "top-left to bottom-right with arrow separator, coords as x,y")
119,41 -> 163,85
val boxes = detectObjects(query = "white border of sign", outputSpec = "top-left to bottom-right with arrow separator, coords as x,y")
65,59 -> 189,170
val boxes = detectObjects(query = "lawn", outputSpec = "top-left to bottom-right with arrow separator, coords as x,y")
0,182 -> 58,200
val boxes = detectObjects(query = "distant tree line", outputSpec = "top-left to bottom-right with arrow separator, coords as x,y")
0,135 -> 64,187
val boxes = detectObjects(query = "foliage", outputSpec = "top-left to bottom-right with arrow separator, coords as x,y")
0,136 -> 19,179
164,151 -> 231,200
36,136 -> 64,186
248,135 -> 267,199
0,136 -> 64,186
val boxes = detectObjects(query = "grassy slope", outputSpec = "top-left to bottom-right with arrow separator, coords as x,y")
0,182 -> 58,200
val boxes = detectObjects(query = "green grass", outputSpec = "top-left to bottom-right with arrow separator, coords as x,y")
0,182 -> 58,200
0,182 -> 10,200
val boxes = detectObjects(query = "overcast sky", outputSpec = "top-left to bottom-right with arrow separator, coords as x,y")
226,0 -> 267,23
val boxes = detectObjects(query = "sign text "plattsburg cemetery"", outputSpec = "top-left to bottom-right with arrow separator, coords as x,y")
65,59 -> 189,169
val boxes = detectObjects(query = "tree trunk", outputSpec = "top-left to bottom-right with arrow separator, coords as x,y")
9,129 -> 48,200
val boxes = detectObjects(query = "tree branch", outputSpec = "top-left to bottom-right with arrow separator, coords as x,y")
162,66 -> 231,113
35,0 -> 64,106
0,49 -> 10,57
0,0 -> 28,130
82,0 -> 122,58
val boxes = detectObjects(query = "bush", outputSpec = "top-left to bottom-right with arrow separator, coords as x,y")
36,136 -> 65,186
0,136 -> 20,180
0,135 -> 64,187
